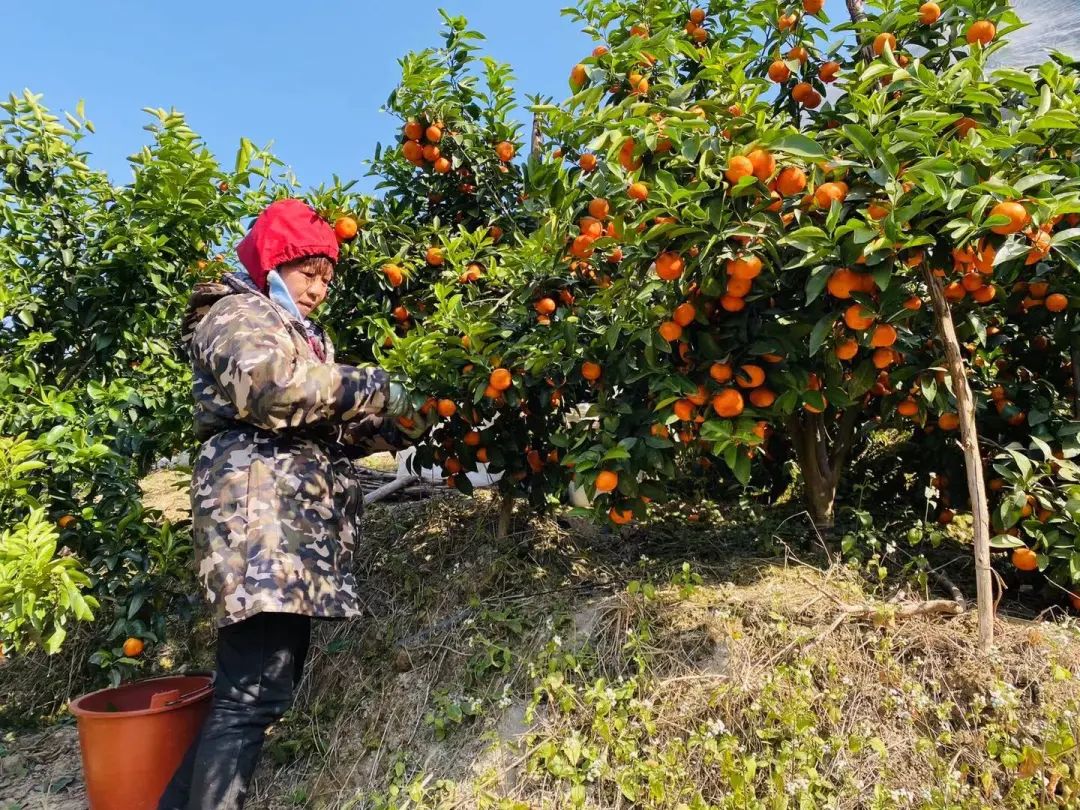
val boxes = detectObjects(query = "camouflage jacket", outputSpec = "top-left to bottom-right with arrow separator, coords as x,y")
182,273 -> 409,627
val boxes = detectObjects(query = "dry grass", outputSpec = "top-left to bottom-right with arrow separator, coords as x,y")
243,496 -> 1080,809
140,469 -> 191,524
6,485 -> 1080,808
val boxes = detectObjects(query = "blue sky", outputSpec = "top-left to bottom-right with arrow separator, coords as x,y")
4,0 -> 861,193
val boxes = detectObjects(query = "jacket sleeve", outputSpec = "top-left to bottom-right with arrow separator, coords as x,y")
339,414 -> 414,458
192,295 -> 390,431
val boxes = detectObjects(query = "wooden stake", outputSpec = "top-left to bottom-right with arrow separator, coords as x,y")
530,113 -> 543,160
923,267 -> 994,651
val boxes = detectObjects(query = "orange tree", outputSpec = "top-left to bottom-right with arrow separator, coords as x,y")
522,0 -> 1080,647
0,92 -> 290,671
316,13 -> 579,519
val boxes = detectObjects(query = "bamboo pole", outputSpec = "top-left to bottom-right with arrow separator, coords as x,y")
923,267 -> 994,651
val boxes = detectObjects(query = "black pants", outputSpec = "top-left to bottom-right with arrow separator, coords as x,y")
158,612 -> 311,810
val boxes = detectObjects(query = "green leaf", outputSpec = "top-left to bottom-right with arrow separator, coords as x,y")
770,132 -> 825,159
809,314 -> 834,356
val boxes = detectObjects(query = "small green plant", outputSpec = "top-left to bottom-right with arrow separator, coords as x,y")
0,509 -> 98,654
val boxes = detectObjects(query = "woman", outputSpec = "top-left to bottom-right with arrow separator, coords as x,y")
159,199 -> 428,809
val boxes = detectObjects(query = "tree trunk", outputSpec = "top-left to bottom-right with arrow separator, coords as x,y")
787,409 -> 859,532
496,491 -> 514,540
923,266 -> 994,652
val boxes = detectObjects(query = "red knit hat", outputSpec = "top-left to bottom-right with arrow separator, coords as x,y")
236,199 -> 339,291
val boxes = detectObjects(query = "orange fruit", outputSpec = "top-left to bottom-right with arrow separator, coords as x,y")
1012,546 -> 1038,571
687,384 -> 709,406
582,361 -> 602,381
422,144 -> 441,163
870,323 -> 898,347
747,149 -> 776,182
673,302 -> 697,327
903,296 -> 923,310
726,155 -> 755,184
938,412 -> 960,431
967,20 -> 996,46
866,201 -> 890,220
402,140 -> 424,162
778,12 -> 799,30
404,120 -> 424,141
489,368 -> 513,391
814,182 -> 847,208
579,217 -> 603,238
844,304 -> 875,331
1047,293 -> 1069,312
476,447 -> 489,464
463,431 -> 481,447
495,141 -> 516,162
788,46 -> 809,64
727,276 -> 752,297
776,166 -> 808,196
391,305 -> 410,323
736,364 -> 766,388
674,399 -> 695,421
433,157 -> 452,174
123,637 -> 145,657
628,182 -> 649,201
944,281 -> 966,302
873,32 -> 897,55
792,82 -> 814,103
872,348 -> 897,369
819,61 -> 841,83
1029,281 -> 1050,298
690,7 -> 706,23
595,470 -> 619,492
425,246 -> 444,266
710,362 -> 734,382
656,251 -> 685,281
609,507 -> 634,525
534,297 -> 557,316
971,284 -> 997,303
835,339 -> 859,361
579,153 -> 598,172
768,60 -> 791,83
571,235 -> 596,259
727,254 -> 763,280
57,514 -> 77,529
619,138 -> 642,171
897,399 -> 919,417
334,216 -> 358,242
383,264 -> 404,287
570,63 -> 588,89
919,1 -> 941,24
804,0 -> 824,12
588,198 -> 610,220
659,321 -> 683,341
749,387 -> 777,408
720,295 -> 746,312
989,201 -> 1029,234
630,23 -> 649,37
827,268 -> 863,299
712,388 -> 745,417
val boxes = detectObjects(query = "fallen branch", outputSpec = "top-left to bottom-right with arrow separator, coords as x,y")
840,598 -> 964,620
364,474 -> 420,505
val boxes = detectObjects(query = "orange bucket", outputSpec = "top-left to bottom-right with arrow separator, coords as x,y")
69,674 -> 213,809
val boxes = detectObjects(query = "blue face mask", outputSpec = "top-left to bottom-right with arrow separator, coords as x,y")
232,268 -> 306,322
266,269 -> 306,322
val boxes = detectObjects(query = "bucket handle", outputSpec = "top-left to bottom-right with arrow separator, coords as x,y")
151,681 -> 214,709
